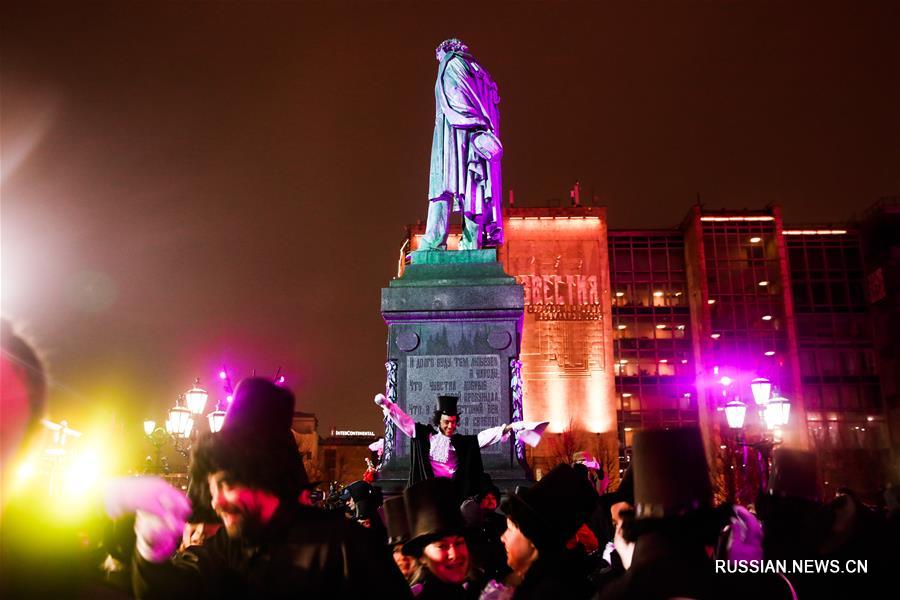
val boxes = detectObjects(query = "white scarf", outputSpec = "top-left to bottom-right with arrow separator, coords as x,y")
430,431 -> 452,463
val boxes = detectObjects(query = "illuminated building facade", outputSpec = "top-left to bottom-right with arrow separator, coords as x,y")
609,230 -> 697,461
785,226 -> 889,496
403,201 -> 897,496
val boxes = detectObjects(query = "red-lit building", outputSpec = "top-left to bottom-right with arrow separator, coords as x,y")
403,200 -> 897,500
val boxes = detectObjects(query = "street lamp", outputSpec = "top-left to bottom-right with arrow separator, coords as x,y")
167,395 -> 192,439
750,377 -> 771,405
185,378 -> 209,416
207,398 -> 227,433
764,393 -> 790,429
724,398 -> 747,429
143,419 -> 156,437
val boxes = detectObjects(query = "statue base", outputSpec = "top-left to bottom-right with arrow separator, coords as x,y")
379,248 -> 526,492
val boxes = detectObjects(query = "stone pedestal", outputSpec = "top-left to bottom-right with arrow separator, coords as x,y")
379,249 -> 525,488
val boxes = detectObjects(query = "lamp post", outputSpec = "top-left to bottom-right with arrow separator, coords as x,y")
143,420 -> 171,475
144,378 -> 217,473
723,379 -> 790,500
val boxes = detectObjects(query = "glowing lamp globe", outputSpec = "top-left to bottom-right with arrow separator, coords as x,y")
750,377 -> 772,406
185,378 -> 209,416
208,408 -> 227,433
764,395 -> 791,430
724,399 -> 747,429
143,419 -> 156,436
168,404 -> 192,439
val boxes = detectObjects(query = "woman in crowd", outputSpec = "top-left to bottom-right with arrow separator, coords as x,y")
404,478 -> 477,599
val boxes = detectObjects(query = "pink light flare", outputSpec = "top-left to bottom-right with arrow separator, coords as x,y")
219,370 -> 227,380
278,375 -> 286,384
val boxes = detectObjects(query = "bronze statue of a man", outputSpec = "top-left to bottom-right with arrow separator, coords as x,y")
420,39 -> 503,251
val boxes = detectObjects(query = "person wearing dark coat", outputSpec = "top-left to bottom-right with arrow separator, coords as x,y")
341,479 -> 388,544
378,394 -> 488,500
461,474 -> 510,587
385,496 -> 418,582
596,427 -> 731,600
498,463 -> 599,600
105,377 -> 411,599
404,478 -> 479,600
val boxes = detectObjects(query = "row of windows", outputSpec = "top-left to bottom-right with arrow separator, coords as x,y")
609,287 -> 688,307
613,360 -> 694,377
799,349 -> 878,377
796,314 -> 872,339
808,418 -> 888,451
787,244 -> 862,272
614,320 -> 691,340
610,248 -> 686,272
792,281 -> 866,308
803,384 -> 882,412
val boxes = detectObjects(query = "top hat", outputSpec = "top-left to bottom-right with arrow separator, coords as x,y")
501,464 -> 597,553
340,480 -> 373,502
384,496 -> 411,547
436,395 -> 460,417
767,448 -> 821,503
403,478 -> 465,557
632,427 -> 712,519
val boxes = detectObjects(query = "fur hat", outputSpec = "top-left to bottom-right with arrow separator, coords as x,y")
501,464 -> 597,553
191,377 -> 308,501
403,478 -> 465,557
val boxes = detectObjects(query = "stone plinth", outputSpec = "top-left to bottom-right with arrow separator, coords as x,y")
379,249 -> 525,487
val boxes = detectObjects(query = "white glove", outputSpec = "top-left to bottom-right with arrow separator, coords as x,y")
104,477 -> 191,563
727,505 -> 763,562
135,509 -> 184,562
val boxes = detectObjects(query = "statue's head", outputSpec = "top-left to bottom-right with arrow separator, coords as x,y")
435,38 -> 469,61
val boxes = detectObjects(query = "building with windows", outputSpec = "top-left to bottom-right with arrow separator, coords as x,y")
401,200 -> 898,499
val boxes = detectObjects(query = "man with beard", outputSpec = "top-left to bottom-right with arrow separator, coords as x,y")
105,377 -> 411,599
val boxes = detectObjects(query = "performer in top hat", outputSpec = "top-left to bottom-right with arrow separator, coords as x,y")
375,393 -> 547,500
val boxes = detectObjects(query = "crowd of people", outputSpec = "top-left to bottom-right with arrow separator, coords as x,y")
2,321 -> 899,598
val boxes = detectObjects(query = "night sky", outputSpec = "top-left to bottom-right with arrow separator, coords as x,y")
2,1 -> 898,441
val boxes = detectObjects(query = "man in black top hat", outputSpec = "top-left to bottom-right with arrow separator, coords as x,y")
384,496 -> 417,582
499,463 -> 599,599
105,377 -> 411,599
376,393 -> 547,500
340,479 -> 388,543
379,394 -> 485,500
